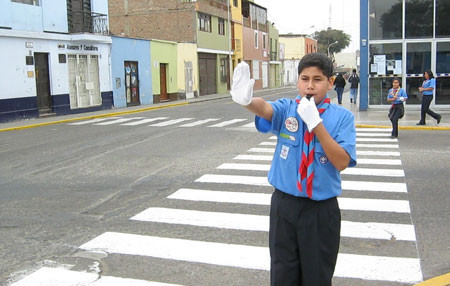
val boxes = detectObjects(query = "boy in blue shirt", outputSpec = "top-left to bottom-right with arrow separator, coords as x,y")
230,53 -> 357,286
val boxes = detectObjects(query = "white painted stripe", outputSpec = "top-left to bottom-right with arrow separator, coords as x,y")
342,180 -> 407,192
195,174 -> 270,186
132,207 -> 416,241
94,117 -> 144,125
357,138 -> 398,142
335,253 -> 422,284
357,133 -> 391,137
356,158 -> 402,165
357,150 -> 400,156
217,163 -> 270,171
179,118 -> 220,127
121,117 -> 168,126
233,154 -> 273,161
341,168 -> 404,177
149,118 -> 194,127
248,148 -> 275,153
168,188 -> 270,205
338,197 -> 410,213
80,232 -> 270,271
10,267 -> 183,286
208,119 -> 247,127
259,142 -> 277,146
357,143 -> 399,148
240,122 -> 256,128
269,136 -> 277,140
356,128 -> 391,132
79,232 -> 422,283
68,117 -> 117,125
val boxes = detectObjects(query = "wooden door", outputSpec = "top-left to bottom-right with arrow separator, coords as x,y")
199,53 -> 217,95
160,63 -> 168,101
34,53 -> 51,113
125,61 -> 140,106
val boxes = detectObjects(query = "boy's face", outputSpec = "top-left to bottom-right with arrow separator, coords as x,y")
297,66 -> 333,105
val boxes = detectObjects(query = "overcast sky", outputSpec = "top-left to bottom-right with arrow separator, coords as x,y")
254,0 -> 360,53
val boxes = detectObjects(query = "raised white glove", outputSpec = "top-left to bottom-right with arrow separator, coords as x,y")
297,97 -> 323,132
230,62 -> 255,106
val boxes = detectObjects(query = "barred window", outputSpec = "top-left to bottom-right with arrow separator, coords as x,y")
218,18 -> 225,35
198,13 -> 211,33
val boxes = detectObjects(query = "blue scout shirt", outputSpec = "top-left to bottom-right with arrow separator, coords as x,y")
422,78 -> 435,95
255,98 -> 357,201
387,88 -> 408,104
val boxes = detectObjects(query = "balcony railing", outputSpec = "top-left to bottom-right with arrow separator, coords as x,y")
68,11 -> 109,35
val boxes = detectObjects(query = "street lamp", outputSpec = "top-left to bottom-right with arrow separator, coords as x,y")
327,40 -> 338,58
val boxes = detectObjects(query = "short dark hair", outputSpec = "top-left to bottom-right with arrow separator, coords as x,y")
424,70 -> 434,79
392,77 -> 401,86
297,53 -> 333,78
352,69 -> 357,73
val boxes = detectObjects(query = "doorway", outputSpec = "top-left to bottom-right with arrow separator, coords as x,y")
198,53 -> 217,95
34,53 -> 52,114
159,63 -> 168,101
185,61 -> 194,99
124,61 -> 140,106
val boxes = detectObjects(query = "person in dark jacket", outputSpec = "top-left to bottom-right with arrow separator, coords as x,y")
348,69 -> 360,104
333,73 -> 346,104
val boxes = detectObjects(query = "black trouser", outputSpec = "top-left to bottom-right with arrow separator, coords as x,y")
269,189 -> 341,286
420,95 -> 440,124
389,104 -> 404,137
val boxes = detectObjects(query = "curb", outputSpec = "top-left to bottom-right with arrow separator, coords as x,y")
414,273 -> 450,286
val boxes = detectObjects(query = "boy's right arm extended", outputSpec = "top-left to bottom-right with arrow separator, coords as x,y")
245,97 -> 273,122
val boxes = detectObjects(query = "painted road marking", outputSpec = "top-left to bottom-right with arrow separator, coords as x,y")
356,158 -> 402,165
179,118 -> 220,127
217,163 -> 271,171
195,174 -> 270,186
342,180 -> 407,192
68,117 -> 118,125
338,197 -> 410,213
208,119 -> 247,127
79,232 -> 422,283
240,122 -> 256,128
259,142 -> 276,146
357,138 -> 398,142
356,128 -> 391,132
357,143 -> 399,148
247,148 -> 275,153
356,150 -> 401,156
233,154 -> 273,161
94,117 -> 145,125
357,133 -> 392,137
121,117 -> 168,126
131,207 -> 416,241
341,167 -> 405,177
149,118 -> 194,127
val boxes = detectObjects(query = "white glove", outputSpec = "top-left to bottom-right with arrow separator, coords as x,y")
399,97 -> 406,102
230,62 -> 255,106
297,97 -> 323,132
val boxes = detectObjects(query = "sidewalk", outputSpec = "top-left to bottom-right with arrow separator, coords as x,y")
1,86 -> 449,132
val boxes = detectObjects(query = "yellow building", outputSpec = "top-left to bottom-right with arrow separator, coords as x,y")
230,0 -> 244,71
177,43 -> 199,99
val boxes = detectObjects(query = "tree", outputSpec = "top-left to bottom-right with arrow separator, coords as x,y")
313,28 -> 351,60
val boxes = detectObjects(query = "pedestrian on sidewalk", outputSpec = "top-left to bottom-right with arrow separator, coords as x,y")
417,70 -> 442,125
348,69 -> 360,104
387,78 -> 408,139
334,73 -> 346,104
230,53 -> 357,286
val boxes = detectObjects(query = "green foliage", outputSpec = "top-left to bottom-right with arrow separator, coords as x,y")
313,28 -> 351,56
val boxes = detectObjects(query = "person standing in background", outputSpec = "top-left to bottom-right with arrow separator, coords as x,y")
333,73 -> 346,105
387,78 -> 408,139
348,69 -> 359,104
417,70 -> 442,125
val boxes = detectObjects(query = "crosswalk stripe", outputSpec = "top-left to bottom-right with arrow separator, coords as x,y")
339,197 -> 410,213
195,174 -> 270,186
356,158 -> 402,165
149,118 -> 194,127
79,232 -> 422,283
94,117 -> 145,125
208,119 -> 247,127
131,207 -> 416,241
217,163 -> 270,171
341,168 -> 405,177
357,138 -> 398,142
357,133 -> 391,137
80,232 -> 270,271
240,122 -> 256,128
233,154 -> 273,161
356,128 -> 391,132
357,150 -> 400,156
269,136 -> 277,140
121,117 -> 168,126
342,180 -> 407,192
357,143 -> 399,148
248,148 -> 275,153
10,267 -> 183,286
68,117 -> 118,125
179,118 -> 220,127
259,142 -> 276,146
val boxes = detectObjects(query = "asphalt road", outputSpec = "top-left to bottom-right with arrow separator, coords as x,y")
1,89 -> 449,285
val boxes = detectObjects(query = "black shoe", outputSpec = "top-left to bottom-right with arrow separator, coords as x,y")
437,115 -> 442,124
350,99 -> 353,103
390,135 -> 397,139
416,122 -> 425,126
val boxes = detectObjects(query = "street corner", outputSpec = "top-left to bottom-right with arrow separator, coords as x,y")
414,273 -> 450,286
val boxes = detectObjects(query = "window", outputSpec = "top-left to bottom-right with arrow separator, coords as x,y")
11,0 -> 39,5
369,0 -> 402,40
198,13 -> 211,32
406,42 -> 431,74
254,31 -> 258,49
233,0 -> 238,7
437,42 -> 450,73
252,60 -> 260,80
218,18 -> 225,35
436,0 -> 450,37
263,34 -> 266,50
405,0 -> 433,38
220,58 -> 227,82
